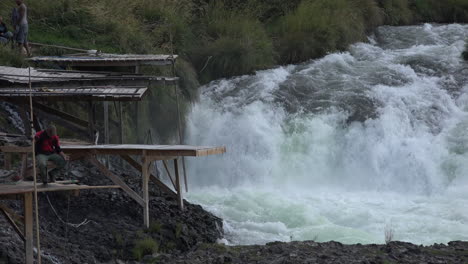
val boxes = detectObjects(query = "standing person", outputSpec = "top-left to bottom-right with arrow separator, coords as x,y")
35,125 -> 69,185
15,0 -> 31,56
0,16 -> 13,44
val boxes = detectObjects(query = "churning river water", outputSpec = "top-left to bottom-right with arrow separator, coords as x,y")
185,24 -> 468,245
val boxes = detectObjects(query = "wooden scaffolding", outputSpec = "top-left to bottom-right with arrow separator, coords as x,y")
0,53 -> 226,264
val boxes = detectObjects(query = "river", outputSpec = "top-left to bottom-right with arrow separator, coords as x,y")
185,24 -> 468,246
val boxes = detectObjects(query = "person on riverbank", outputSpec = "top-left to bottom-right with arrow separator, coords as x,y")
15,0 -> 31,56
35,125 -> 69,185
0,16 -> 13,44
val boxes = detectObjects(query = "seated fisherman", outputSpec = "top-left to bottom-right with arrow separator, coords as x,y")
0,16 -> 13,44
35,125 -> 69,184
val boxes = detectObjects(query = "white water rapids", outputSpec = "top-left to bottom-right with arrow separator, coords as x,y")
185,24 -> 468,245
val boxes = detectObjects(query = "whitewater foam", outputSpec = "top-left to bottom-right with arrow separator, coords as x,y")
185,24 -> 468,245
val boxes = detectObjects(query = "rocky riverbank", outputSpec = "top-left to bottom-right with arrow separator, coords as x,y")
0,155 -> 223,264
156,240 -> 468,264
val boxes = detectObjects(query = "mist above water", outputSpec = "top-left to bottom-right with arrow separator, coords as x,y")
185,24 -> 468,245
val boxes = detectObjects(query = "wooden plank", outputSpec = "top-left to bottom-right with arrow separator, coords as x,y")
24,192 -> 33,264
20,153 -> 28,180
0,146 -> 32,153
120,155 -> 177,198
142,152 -> 150,228
174,159 -> 184,210
33,102 -> 89,128
0,205 -> 25,241
0,182 -> 121,195
87,156 -> 145,206
162,160 -> 177,191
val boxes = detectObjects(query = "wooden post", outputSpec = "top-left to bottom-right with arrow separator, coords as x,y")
104,102 -> 109,145
24,192 -> 34,264
142,151 -> 150,228
4,153 -> 12,170
103,102 -> 109,167
88,102 -> 95,142
119,102 -> 124,144
20,153 -> 28,180
174,158 -> 184,210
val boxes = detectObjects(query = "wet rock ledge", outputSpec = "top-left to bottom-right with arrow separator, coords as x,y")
159,240 -> 468,264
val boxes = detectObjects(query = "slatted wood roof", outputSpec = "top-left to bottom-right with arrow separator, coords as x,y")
29,54 -> 177,67
0,86 -> 148,101
0,66 -> 178,84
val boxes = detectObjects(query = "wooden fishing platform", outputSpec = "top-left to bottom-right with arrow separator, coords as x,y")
0,143 -> 225,263
1,144 -> 226,225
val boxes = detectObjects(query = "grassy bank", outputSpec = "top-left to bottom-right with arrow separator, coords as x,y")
1,0 -> 467,82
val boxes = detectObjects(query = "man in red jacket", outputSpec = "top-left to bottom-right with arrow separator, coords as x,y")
35,125 -> 68,184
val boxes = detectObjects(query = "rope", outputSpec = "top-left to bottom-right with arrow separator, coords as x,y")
45,194 -> 91,228
28,67 -> 42,264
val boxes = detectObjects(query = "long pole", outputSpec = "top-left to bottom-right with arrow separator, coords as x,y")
170,33 -> 188,193
28,67 -> 42,264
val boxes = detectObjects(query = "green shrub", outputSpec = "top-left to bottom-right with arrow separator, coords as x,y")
189,2 -> 275,82
0,46 -> 26,67
132,238 -> 159,261
274,0 -> 369,64
147,221 -> 163,234
378,0 -> 413,25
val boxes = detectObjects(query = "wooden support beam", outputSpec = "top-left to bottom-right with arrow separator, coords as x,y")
162,160 -> 177,190
24,192 -> 34,264
87,156 -> 145,206
120,155 -> 177,198
88,102 -> 96,142
104,102 -> 109,145
119,102 -> 124,144
142,152 -> 150,228
18,106 -> 31,137
174,159 -> 184,210
4,153 -> 12,170
33,102 -> 89,128
103,102 -> 110,167
0,205 -> 25,241
34,110 -> 88,137
20,153 -> 28,180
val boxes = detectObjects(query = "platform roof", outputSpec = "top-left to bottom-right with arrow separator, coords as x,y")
0,66 -> 178,85
29,54 -> 177,67
61,144 -> 227,157
0,86 -> 148,101
1,144 -> 227,157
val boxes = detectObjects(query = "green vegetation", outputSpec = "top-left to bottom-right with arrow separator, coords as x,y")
1,0 -> 467,82
147,221 -> 163,234
132,237 -> 159,260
